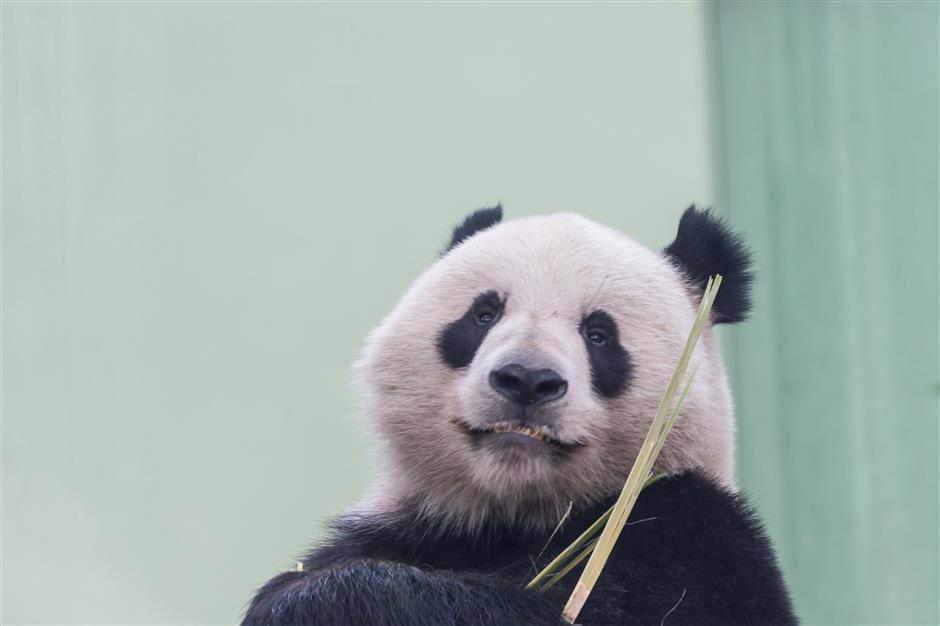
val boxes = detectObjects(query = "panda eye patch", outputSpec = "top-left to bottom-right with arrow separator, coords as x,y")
580,310 -> 632,398
438,291 -> 504,368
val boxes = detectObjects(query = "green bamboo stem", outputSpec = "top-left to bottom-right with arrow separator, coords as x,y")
560,275 -> 722,623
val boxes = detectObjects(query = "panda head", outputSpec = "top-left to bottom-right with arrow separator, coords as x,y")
356,206 -> 753,530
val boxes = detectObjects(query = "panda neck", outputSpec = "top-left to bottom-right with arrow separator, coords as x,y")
360,477 -> 611,539
350,488 -> 619,553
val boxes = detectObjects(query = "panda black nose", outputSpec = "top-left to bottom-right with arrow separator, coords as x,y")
489,364 -> 568,407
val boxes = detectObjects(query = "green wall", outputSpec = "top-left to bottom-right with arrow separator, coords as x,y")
6,3 -> 938,624
1,4 -> 716,623
711,3 -> 940,624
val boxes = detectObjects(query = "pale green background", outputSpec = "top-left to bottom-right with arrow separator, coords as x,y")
712,3 -> 939,624
3,2 -> 938,625
2,3 -> 714,624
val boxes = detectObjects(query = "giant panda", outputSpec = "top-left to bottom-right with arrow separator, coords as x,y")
243,206 -> 797,626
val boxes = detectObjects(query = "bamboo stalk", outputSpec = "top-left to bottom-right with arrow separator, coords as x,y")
539,537 -> 600,591
526,507 -> 612,590
526,473 -> 668,590
560,275 -> 722,623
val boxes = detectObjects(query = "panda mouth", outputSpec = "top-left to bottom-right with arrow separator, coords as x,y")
490,422 -> 551,441
457,420 -> 582,452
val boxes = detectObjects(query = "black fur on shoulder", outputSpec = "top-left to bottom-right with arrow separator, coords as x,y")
243,471 -> 796,626
663,206 -> 754,324
241,560 -> 564,626
443,205 -> 503,254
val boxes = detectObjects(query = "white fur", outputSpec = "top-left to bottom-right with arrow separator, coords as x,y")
355,213 -> 736,532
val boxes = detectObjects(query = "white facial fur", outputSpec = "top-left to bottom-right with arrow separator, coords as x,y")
355,213 -> 736,531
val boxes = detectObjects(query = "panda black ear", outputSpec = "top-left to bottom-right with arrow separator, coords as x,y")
443,205 -> 503,255
663,205 -> 754,324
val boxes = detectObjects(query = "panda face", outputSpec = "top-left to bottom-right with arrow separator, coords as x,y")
356,210 -> 744,530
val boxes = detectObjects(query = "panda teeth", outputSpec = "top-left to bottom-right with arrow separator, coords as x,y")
491,423 -> 547,442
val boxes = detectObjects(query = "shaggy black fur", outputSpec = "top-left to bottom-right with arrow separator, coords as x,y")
243,471 -> 796,626
580,310 -> 632,398
663,206 -> 754,324
443,205 -> 503,254
438,290 -> 504,368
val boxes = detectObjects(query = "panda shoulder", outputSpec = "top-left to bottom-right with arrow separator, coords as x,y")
300,502 -> 445,571
629,471 -> 782,563
603,471 -> 797,623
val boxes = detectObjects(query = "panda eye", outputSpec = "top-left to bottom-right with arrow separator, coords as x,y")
475,308 -> 497,326
586,329 -> 608,346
